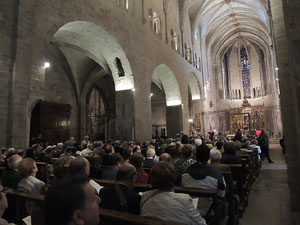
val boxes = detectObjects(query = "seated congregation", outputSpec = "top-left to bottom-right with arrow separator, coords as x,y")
0,133 -> 263,225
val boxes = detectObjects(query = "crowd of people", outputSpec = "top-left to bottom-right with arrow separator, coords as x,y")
0,129 -> 272,225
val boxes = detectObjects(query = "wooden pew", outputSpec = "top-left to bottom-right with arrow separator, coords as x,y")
7,189 -> 185,225
94,179 -> 221,225
222,172 -> 239,224
7,188 -> 44,225
99,208 -> 185,225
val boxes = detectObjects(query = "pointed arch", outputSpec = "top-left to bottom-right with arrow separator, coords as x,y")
152,64 -> 182,106
53,21 -> 134,92
188,73 -> 201,100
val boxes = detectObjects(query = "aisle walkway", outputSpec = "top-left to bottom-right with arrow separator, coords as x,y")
240,144 -> 294,225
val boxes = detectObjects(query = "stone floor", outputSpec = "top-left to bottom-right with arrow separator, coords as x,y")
240,144 -> 296,225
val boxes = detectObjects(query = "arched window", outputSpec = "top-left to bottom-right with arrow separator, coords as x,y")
223,52 -> 230,99
240,48 -> 251,98
115,57 -> 125,77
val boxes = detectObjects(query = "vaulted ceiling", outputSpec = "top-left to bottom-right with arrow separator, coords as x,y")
179,0 -> 271,60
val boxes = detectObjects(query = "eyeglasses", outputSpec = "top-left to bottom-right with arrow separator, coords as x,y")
0,187 -> 7,194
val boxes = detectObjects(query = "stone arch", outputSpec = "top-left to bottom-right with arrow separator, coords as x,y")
53,21 -> 134,92
152,64 -> 182,106
188,73 -> 201,100
151,64 -> 183,138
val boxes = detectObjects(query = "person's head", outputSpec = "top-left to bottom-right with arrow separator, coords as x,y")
45,175 -> 100,225
69,157 -> 90,177
150,161 -> 176,190
216,141 -> 223,150
116,163 -> 137,188
123,147 -> 133,160
8,154 -> 22,170
194,138 -> 202,147
223,142 -> 236,155
18,158 -> 38,178
234,141 -> 242,150
251,139 -> 258,145
242,140 -> 250,149
195,144 -> 210,163
0,185 -> 8,217
53,157 -> 73,180
105,145 -> 113,154
111,153 -> 122,166
57,143 -> 64,150
159,153 -> 172,162
181,134 -> 189,144
210,149 -> 222,163
181,144 -> 193,158
87,143 -> 94,150
129,153 -> 144,171
146,148 -> 156,158
84,135 -> 89,141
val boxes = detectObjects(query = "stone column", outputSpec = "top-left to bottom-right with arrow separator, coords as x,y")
166,105 -> 183,138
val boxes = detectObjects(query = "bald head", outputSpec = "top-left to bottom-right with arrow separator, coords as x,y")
8,154 -> 22,170
159,153 -> 172,162
117,163 -> 136,181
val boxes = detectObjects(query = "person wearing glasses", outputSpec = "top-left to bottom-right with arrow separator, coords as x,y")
0,185 -> 11,225
17,158 -> 46,214
99,163 -> 141,215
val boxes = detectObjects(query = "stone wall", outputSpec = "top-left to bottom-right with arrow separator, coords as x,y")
271,0 -> 300,214
1,0 -> 203,147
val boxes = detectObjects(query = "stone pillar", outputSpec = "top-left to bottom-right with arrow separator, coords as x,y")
271,0 -> 300,212
166,105 -> 183,138
115,90 -> 135,140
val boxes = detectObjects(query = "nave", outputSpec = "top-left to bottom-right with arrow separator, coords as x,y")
240,144 -> 294,225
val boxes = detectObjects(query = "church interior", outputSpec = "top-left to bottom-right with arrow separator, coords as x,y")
1,0 -> 300,224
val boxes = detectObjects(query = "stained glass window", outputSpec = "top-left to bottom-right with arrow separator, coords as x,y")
240,48 -> 251,98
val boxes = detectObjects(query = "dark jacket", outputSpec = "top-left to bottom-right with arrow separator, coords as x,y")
143,158 -> 156,168
185,162 -> 226,192
99,183 -> 141,215
258,133 -> 269,148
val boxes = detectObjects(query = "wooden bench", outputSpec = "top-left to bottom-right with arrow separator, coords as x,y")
7,189 -> 185,225
7,188 -> 44,225
94,179 -> 221,225
99,208 -> 185,225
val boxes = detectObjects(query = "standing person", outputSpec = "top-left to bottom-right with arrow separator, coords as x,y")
233,129 -> 243,142
257,129 -> 273,163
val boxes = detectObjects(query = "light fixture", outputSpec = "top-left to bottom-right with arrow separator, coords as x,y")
131,88 -> 135,92
276,78 -> 279,81
275,67 -> 279,71
188,119 -> 193,123
44,62 -> 50,69
150,93 -> 153,97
